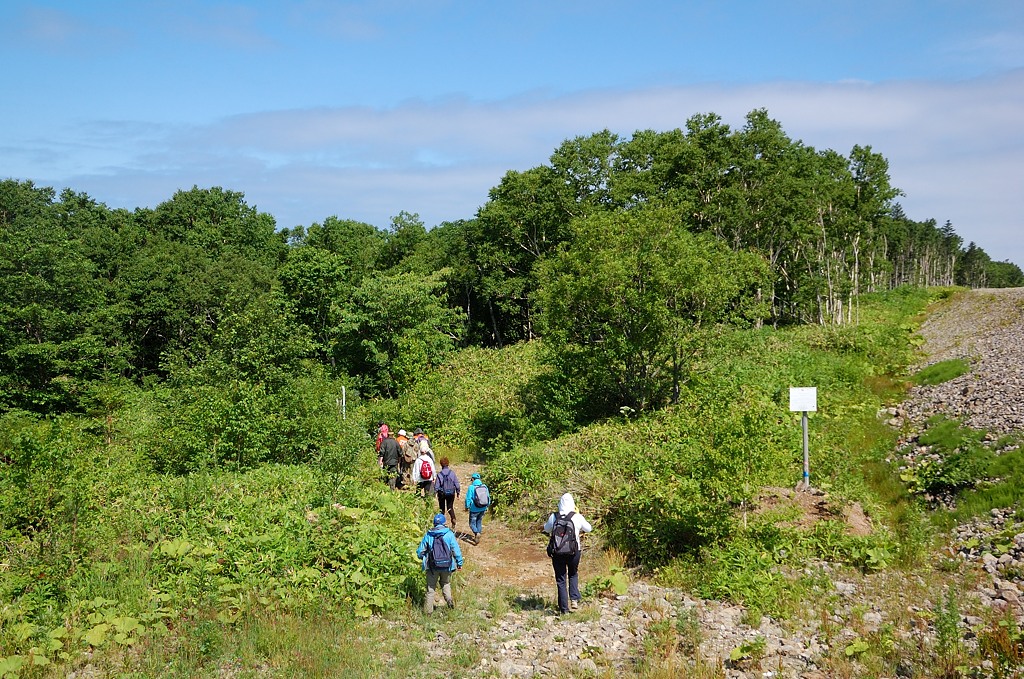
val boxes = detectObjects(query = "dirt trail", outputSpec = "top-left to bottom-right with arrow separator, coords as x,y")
446,462 -> 554,595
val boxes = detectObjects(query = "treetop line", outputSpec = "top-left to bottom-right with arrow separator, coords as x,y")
1,110 -> 1021,416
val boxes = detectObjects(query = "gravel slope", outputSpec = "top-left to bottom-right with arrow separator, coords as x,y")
902,287 -> 1024,434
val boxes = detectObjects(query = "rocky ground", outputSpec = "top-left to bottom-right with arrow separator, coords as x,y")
416,288 -> 1024,678
890,287 -> 1024,435
888,288 -> 1024,618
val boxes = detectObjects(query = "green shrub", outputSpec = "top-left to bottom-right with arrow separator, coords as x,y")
913,359 -> 969,386
900,417 -> 993,497
370,342 -> 545,458
146,372 -> 351,473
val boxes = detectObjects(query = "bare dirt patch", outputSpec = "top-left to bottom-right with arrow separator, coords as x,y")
750,486 -> 873,537
447,462 -> 555,595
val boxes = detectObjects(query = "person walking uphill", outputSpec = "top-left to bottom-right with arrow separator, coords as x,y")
434,458 -> 460,527
416,513 -> 464,613
543,493 -> 592,615
465,472 -> 491,545
377,430 -> 401,490
412,446 -> 435,498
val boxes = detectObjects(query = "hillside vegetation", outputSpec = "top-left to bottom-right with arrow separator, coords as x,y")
2,109 -> 1023,676
0,284 -> 957,677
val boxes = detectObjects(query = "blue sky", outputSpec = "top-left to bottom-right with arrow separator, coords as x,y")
3,1 -> 1023,265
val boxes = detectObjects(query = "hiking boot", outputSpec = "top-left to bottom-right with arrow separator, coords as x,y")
570,599 -> 579,611
473,532 -> 480,545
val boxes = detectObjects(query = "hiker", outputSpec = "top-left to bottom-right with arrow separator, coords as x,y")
413,427 -> 433,457
374,422 -> 389,455
465,472 -> 491,545
416,513 -> 463,613
377,430 -> 401,490
434,458 -> 461,527
412,445 -> 436,498
543,493 -> 592,614
396,429 -> 414,488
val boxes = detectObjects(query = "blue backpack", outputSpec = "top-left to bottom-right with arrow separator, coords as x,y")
436,468 -> 457,495
428,532 -> 453,570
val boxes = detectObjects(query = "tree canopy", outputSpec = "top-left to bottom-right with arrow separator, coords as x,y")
0,109 -> 1018,421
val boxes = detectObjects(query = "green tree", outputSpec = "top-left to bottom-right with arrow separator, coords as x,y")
150,185 -> 284,265
536,206 -> 770,414
0,181 -> 108,411
986,260 -> 1024,287
381,210 -> 428,271
121,188 -> 282,377
278,246 -> 352,372
340,270 -> 465,396
470,166 -> 571,344
285,215 -> 384,286
956,242 -> 991,288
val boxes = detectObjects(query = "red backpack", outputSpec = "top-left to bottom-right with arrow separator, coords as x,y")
419,458 -> 434,480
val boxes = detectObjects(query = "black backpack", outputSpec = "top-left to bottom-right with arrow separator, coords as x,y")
547,511 -> 578,557
428,532 -> 453,570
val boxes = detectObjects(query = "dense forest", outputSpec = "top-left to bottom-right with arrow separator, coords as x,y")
2,109 -> 1024,676
1,109 -> 1020,421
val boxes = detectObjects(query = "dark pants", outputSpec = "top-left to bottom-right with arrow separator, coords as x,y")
383,464 -> 399,490
417,480 -> 433,498
437,492 -> 456,524
551,551 -> 582,613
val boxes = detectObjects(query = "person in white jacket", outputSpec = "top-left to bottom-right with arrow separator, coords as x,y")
542,493 -> 593,614
411,450 -> 435,498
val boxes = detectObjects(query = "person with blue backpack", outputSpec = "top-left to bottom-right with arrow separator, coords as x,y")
434,457 -> 461,528
416,513 -> 464,613
465,472 -> 491,545
543,493 -> 592,615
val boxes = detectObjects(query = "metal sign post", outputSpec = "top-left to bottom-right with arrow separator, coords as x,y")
789,387 -> 817,491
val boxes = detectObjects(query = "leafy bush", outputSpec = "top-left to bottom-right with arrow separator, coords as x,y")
486,286 -> 931,608
0,461 -> 426,667
900,416 -> 992,496
371,342 -> 546,458
0,412 -> 95,556
0,397 -> 427,669
146,371 -> 351,473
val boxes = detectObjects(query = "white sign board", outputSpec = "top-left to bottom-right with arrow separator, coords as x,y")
789,387 -> 817,412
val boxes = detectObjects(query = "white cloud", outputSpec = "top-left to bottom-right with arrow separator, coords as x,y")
12,6 -> 128,53
31,70 -> 1024,266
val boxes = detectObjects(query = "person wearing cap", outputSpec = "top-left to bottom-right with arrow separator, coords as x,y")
542,493 -> 592,614
415,513 -> 464,613
465,472 -> 488,544
413,427 -> 432,457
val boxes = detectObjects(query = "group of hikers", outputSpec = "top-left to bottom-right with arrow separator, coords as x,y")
414,493 -> 593,615
374,422 -> 491,544
375,423 -> 433,493
374,423 -> 594,616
